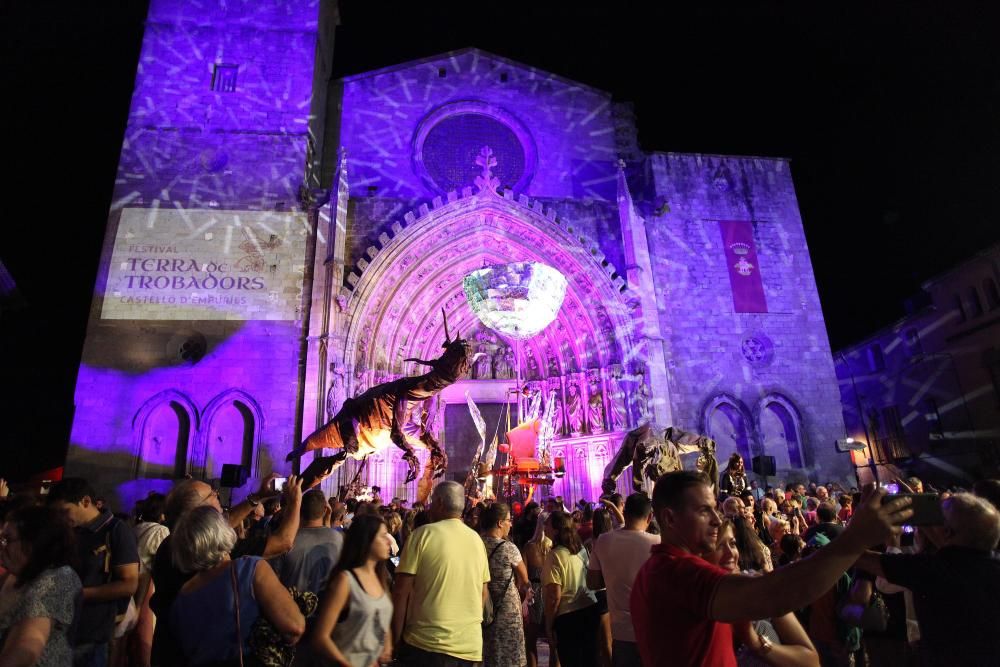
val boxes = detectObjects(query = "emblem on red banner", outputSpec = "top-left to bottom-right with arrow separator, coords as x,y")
719,221 -> 768,313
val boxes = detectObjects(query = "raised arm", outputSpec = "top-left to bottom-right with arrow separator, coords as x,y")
263,476 -> 303,558
599,498 -> 624,526
710,488 -> 910,622
229,473 -> 279,528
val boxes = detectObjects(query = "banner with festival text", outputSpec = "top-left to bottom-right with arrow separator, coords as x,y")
719,220 -> 768,313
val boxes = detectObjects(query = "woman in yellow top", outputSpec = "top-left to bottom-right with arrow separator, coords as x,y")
542,510 -> 599,667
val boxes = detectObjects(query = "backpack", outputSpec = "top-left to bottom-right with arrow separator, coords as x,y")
797,573 -> 861,654
833,573 -> 862,653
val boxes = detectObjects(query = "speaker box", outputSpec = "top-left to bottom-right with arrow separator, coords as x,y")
220,464 -> 249,488
751,455 -> 776,477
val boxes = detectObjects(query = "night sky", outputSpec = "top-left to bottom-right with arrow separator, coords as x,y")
2,1 -> 997,477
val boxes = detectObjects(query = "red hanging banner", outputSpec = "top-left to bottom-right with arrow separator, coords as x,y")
719,220 -> 768,313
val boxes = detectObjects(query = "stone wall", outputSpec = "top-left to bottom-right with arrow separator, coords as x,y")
337,49 -> 629,275
69,11 -> 858,507
68,0 -> 329,510
834,245 -> 1000,484
645,152 -> 853,483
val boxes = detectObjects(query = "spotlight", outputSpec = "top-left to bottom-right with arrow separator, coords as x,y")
835,438 -> 868,452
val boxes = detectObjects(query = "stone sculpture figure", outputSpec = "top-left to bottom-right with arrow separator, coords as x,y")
288,309 -> 477,501
588,378 -> 606,434
493,346 -> 512,379
607,367 -> 628,431
635,372 -> 652,421
566,381 -> 585,436
547,381 -> 564,436
326,362 -> 346,421
527,355 -> 540,380
475,345 -> 493,379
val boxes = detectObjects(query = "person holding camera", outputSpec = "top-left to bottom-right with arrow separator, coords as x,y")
854,493 -> 1000,666
630,472 -> 912,667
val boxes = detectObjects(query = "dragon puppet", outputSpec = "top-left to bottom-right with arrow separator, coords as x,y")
602,422 -> 720,493
287,309 -> 478,501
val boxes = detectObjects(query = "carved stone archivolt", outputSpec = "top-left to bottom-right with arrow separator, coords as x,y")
336,151 -> 647,446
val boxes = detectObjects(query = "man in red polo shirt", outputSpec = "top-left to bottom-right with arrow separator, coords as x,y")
631,471 -> 912,667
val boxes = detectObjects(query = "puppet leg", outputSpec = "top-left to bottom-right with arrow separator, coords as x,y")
401,450 -> 420,485
421,430 -> 448,480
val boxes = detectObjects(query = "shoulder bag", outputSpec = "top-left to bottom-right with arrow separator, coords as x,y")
482,542 -> 515,628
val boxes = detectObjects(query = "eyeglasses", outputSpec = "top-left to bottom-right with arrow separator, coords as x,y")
0,535 -> 19,549
201,487 -> 221,503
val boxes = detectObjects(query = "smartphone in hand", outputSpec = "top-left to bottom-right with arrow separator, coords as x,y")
881,492 -> 944,526
273,476 -> 288,492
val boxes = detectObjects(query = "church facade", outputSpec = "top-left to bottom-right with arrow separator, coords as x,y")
68,0 -> 852,508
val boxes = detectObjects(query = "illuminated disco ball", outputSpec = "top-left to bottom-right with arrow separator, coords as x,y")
463,262 -> 568,339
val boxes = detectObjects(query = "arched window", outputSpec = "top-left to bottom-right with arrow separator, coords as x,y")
132,391 -> 199,479
702,395 -> 753,465
199,391 -> 264,482
757,395 -> 805,470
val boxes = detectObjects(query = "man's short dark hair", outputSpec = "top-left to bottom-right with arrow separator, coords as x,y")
46,477 -> 96,505
624,493 -> 652,521
817,502 -> 837,523
300,489 -> 327,521
652,471 -> 711,514
330,504 -> 347,523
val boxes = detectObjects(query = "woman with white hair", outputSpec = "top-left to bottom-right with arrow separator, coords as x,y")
168,506 -> 305,665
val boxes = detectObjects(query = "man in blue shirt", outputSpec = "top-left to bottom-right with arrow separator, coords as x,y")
48,478 -> 139,667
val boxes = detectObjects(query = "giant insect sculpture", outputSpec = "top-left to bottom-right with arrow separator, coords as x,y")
603,422 -> 720,493
287,309 -> 477,500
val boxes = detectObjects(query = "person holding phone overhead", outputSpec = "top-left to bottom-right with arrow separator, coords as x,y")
853,493 -> 1000,666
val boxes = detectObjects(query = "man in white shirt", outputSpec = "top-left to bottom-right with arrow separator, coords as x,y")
588,493 -> 659,667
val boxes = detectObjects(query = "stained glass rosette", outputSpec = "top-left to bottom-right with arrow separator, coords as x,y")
462,262 -> 567,339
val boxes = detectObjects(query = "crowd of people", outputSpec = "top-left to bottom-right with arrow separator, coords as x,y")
0,457 -> 998,667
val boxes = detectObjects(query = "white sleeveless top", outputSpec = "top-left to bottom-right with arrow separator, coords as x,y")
330,570 -> 393,667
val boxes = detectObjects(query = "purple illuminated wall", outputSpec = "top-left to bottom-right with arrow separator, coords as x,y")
70,12 -> 853,511
69,0 -> 331,511
644,154 -> 851,482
